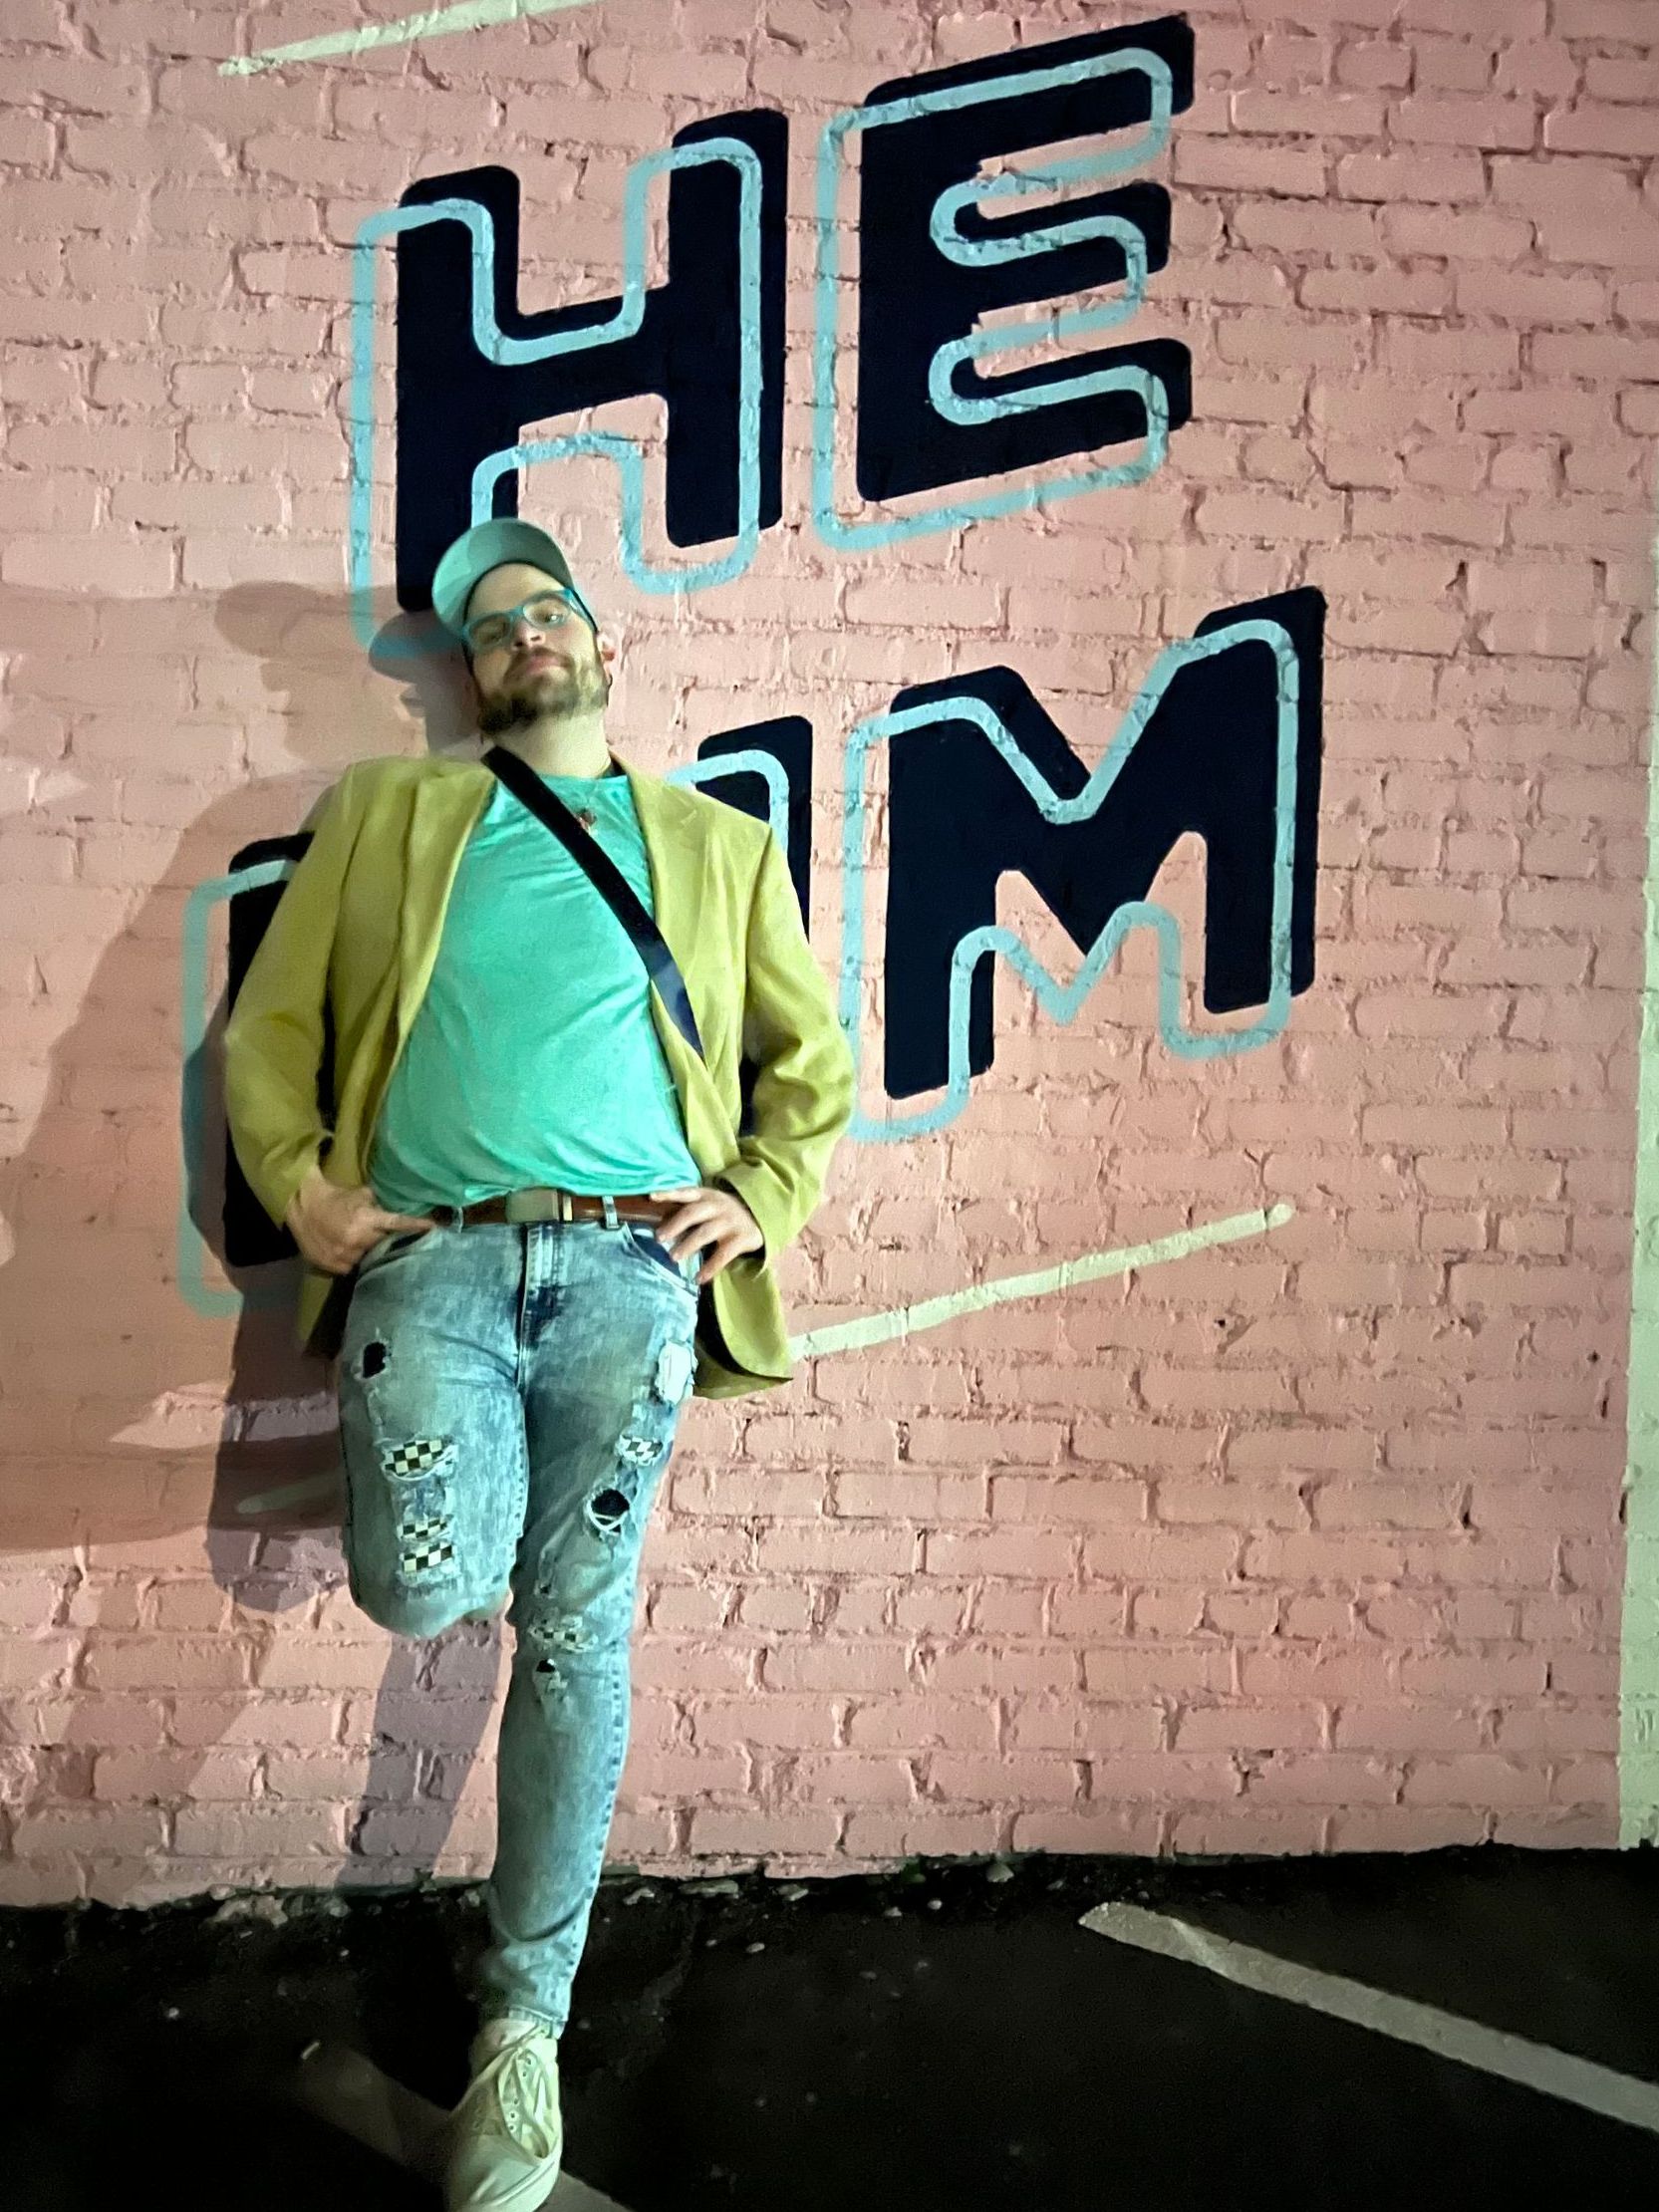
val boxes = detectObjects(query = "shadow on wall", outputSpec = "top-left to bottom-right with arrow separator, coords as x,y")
0,578 -> 507,1904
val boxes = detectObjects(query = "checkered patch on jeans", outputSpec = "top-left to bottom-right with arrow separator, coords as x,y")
381,1435 -> 451,1479
399,1513 -> 456,1578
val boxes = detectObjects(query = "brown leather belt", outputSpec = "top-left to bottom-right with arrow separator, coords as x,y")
430,1188 -> 682,1231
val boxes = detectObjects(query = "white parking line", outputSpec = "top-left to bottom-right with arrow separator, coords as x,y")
1081,1903 -> 1659,2135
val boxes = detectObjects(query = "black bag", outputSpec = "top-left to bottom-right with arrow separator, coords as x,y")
482,744 -> 705,1061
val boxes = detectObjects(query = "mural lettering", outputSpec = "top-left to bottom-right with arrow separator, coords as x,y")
206,15 -> 1324,1271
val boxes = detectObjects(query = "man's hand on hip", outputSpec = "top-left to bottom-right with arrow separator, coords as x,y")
285,1163 -> 437,1276
648,1183 -> 763,1285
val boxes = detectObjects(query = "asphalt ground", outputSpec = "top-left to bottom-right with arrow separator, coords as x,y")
4,1844 -> 1657,2210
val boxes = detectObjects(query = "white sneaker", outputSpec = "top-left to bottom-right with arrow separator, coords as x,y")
444,2015 -> 563,2211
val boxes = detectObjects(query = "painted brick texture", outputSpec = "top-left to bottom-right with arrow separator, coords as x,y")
0,0 -> 1654,1903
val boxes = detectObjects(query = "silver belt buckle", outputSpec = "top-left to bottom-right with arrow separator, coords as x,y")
504,1187 -> 575,1224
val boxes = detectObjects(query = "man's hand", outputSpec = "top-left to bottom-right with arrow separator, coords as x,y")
648,1183 -> 764,1286
285,1163 -> 438,1277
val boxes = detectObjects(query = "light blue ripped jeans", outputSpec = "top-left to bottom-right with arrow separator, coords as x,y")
336,1214 -> 702,2037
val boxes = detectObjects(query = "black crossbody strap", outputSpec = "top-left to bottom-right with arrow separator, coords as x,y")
482,745 -> 705,1063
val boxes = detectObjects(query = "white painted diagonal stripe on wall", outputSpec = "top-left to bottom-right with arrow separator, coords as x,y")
229,1206 -> 1297,1516
789,1203 -> 1295,1358
221,0 -> 597,76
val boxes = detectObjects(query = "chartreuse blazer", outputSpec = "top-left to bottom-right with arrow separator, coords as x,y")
223,748 -> 856,1399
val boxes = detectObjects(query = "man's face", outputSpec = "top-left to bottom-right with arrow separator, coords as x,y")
463,560 -> 613,737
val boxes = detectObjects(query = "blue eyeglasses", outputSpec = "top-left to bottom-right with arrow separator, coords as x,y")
461,587 -> 596,656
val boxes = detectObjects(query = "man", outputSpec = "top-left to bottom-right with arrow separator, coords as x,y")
223,517 -> 855,2211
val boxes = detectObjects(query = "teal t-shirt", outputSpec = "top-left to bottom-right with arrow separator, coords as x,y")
368,765 -> 702,1212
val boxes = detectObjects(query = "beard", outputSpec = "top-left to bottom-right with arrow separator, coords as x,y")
476,652 -> 609,738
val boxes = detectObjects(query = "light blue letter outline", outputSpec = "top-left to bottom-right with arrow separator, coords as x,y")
346,135 -> 766,656
812,45 -> 1176,552
836,617 -> 1304,1144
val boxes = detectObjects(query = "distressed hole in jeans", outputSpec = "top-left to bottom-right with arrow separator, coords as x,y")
531,1614 -> 596,1683
655,1336 -> 695,1407
360,1339 -> 388,1379
585,1485 -> 633,1535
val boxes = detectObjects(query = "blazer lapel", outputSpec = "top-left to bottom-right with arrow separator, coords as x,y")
396,759 -> 492,1044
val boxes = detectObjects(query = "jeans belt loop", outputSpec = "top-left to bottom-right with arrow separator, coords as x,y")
600,1195 -> 619,1231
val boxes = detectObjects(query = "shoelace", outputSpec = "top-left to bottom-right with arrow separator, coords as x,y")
462,2036 -> 560,2162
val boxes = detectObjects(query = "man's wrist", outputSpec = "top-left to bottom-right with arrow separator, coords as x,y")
712,1175 -> 765,1259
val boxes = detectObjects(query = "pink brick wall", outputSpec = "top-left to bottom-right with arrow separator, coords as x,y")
0,0 -> 1654,1903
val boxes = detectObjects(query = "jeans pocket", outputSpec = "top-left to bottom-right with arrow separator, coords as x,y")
621,1221 -> 700,1292
359,1227 -> 432,1273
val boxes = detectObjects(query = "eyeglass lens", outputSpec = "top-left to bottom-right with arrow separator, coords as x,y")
469,594 -> 575,650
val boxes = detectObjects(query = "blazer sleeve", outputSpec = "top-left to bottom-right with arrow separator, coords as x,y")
712,825 -> 856,1261
223,763 -> 363,1232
